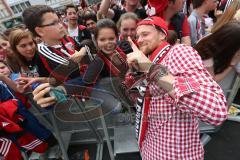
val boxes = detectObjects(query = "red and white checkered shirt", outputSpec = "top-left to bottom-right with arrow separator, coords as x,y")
140,44 -> 227,160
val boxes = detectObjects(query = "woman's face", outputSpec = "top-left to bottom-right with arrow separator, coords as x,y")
120,18 -> 137,40
96,28 -> 117,54
0,39 -> 12,57
16,36 -> 36,60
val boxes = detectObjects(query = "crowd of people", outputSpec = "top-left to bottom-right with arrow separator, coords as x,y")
0,0 -> 240,159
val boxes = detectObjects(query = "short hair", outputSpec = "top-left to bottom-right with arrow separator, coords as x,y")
83,13 -> 97,23
192,0 -> 205,9
22,5 -> 55,36
94,19 -> 118,40
64,4 -> 77,14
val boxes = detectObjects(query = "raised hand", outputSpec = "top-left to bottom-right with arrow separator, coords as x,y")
126,37 -> 152,72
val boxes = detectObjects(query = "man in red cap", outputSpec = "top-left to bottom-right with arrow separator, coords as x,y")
146,0 -> 191,45
126,16 -> 227,160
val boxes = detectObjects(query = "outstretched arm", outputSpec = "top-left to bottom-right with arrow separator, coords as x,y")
98,0 -> 115,19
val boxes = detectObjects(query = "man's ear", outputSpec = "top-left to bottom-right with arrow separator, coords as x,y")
35,27 -> 44,37
158,31 -> 167,41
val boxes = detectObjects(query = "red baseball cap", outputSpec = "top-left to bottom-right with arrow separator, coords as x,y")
137,16 -> 168,36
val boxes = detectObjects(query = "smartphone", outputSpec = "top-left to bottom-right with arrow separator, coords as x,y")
49,87 -> 67,103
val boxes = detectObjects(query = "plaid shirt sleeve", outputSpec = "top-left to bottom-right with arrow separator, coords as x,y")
164,44 -> 227,126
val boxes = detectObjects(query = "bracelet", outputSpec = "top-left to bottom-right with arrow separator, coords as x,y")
167,88 -> 175,96
146,64 -> 168,83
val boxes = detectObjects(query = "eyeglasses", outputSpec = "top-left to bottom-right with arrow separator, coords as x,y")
39,19 -> 62,27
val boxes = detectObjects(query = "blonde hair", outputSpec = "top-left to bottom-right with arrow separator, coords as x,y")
117,12 -> 139,30
233,9 -> 240,20
211,0 -> 240,33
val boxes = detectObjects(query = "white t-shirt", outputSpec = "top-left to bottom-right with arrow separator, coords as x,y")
68,27 -> 78,37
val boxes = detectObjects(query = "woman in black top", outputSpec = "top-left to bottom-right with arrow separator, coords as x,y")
8,29 -> 56,88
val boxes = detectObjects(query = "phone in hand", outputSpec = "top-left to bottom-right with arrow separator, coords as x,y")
49,87 -> 67,103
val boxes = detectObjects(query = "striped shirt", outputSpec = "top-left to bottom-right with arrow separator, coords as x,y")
37,37 -> 81,82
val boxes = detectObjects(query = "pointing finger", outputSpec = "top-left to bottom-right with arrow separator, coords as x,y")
128,36 -> 139,52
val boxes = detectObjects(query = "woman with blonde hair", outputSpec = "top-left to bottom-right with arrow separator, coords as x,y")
116,12 -> 139,54
117,12 -> 139,41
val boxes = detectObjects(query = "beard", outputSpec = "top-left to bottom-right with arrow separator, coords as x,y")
139,44 -> 155,56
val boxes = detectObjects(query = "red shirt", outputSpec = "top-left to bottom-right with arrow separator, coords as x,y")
168,16 -> 191,37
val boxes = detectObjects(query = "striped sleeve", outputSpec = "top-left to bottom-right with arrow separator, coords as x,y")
38,44 -> 69,65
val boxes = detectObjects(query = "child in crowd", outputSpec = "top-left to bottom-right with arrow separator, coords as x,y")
0,60 -> 57,159
22,5 -> 91,85
95,19 -> 129,78
8,29 -> 56,89
27,19 -> 132,115
64,5 -> 92,45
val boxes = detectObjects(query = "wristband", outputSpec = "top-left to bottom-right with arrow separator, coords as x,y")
146,64 -> 168,83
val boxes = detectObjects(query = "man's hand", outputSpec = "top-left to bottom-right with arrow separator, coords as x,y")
70,47 -> 87,63
32,83 -> 56,108
126,37 -> 152,72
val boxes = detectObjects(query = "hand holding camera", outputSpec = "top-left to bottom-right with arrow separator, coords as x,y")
32,83 -> 67,108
